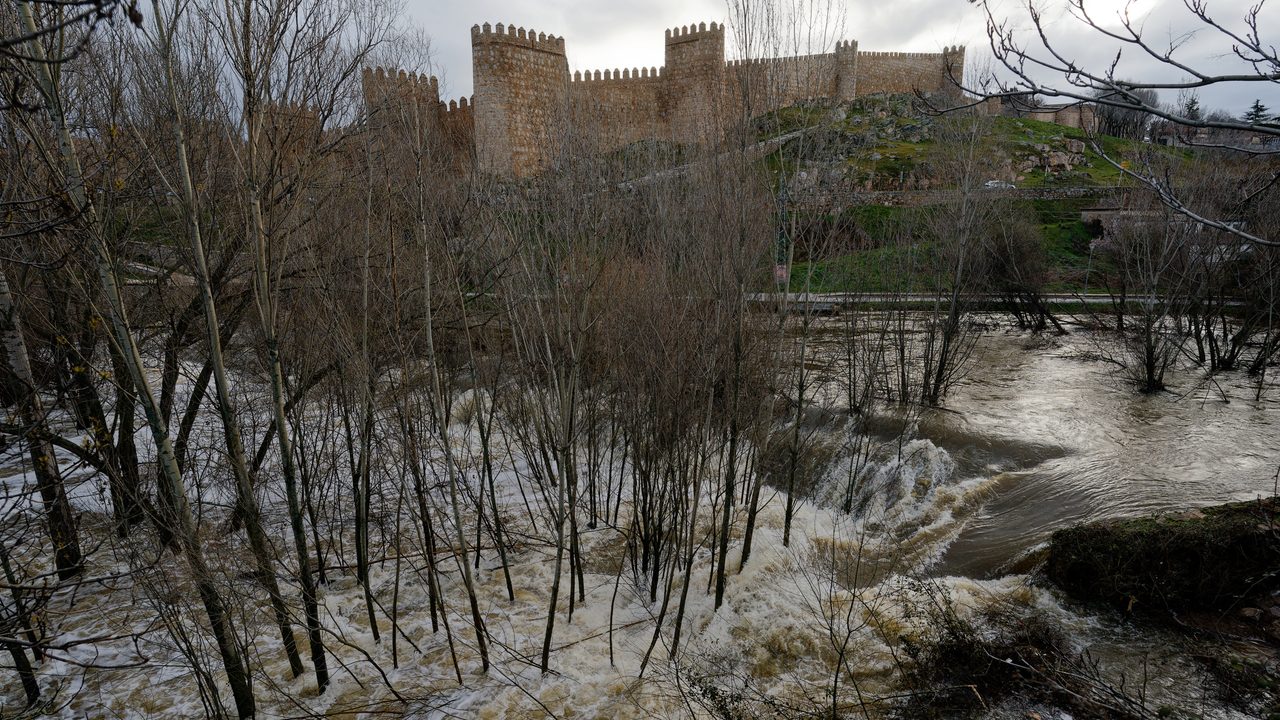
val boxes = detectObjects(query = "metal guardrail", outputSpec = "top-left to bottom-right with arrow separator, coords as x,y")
744,292 -> 1199,314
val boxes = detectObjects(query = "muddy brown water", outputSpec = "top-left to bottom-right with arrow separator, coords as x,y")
913,328 -> 1280,578
795,321 -> 1280,714
803,318 -> 1279,578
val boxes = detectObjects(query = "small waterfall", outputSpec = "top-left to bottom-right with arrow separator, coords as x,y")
814,437 -> 958,523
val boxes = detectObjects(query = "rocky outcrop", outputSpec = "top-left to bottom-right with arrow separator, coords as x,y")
1016,142 -> 1087,173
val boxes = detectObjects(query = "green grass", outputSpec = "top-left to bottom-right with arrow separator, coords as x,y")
107,202 -> 183,251
845,205 -> 908,240
790,242 -> 939,294
1042,220 -> 1092,268
753,102 -> 1178,295
1042,219 -> 1097,292
788,201 -> 1104,294
758,102 -> 1151,191
754,104 -> 835,141
986,116 -> 1141,187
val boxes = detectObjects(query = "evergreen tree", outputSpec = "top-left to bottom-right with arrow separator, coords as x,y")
1180,94 -> 1201,121
1242,98 -> 1270,125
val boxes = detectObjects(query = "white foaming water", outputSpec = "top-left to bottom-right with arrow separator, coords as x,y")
842,438 -> 958,522
805,434 -> 1001,567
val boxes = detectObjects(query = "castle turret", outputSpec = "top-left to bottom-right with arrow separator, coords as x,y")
472,23 -> 570,177
663,22 -> 725,144
941,45 -> 966,99
835,40 -> 859,100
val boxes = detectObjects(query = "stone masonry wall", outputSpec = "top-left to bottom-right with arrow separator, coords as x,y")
471,24 -> 569,177
663,23 -> 726,146
854,48 -> 962,96
362,67 -> 473,168
724,51 -> 842,118
366,22 -> 967,177
439,96 -> 474,166
568,69 -> 665,155
362,66 -> 442,139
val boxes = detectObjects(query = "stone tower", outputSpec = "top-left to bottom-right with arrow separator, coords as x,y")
471,23 -> 569,178
941,45 -> 966,96
663,22 -> 725,145
835,40 -> 860,100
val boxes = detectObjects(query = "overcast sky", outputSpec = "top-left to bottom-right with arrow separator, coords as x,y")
406,0 -> 1278,117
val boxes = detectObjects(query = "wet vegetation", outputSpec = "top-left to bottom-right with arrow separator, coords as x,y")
899,598 -> 1156,720
1046,498 -> 1280,615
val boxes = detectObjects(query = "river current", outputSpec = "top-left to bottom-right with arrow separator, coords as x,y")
912,326 -> 1280,577
797,319 -> 1279,716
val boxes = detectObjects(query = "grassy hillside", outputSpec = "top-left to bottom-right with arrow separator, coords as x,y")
761,94 -> 1143,189
755,94 -> 1140,294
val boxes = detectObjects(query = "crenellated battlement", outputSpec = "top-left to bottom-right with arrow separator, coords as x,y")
726,52 -> 840,68
572,66 -> 663,83
471,22 -> 566,55
857,50 -> 947,60
665,21 -> 724,43
439,94 -> 474,155
441,96 -> 472,113
362,65 -> 441,113
362,66 -> 439,92
455,19 -> 963,176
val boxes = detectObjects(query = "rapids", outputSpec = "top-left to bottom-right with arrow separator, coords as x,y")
805,319 -> 1279,577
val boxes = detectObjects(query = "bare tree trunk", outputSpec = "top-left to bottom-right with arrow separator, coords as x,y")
1,635 -> 38,707
714,318 -> 742,609
17,4 -> 255,714
783,315 -> 812,547
422,257 -> 489,673
354,143 -> 380,643
47,280 -> 142,535
0,538 -> 39,706
0,272 -> 82,580
154,7 -> 304,679
246,122 -> 333,694
541,451 -> 567,674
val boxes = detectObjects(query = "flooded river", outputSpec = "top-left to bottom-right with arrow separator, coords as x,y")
801,320 -> 1280,716
926,327 -> 1279,578
806,319 -> 1280,578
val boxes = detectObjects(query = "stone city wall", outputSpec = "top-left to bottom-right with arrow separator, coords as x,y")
365,21 -> 967,177
723,44 -> 854,117
362,67 -> 474,167
854,47 -> 963,97
568,68 -> 666,155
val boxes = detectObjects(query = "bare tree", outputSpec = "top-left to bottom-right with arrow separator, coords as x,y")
964,0 -> 1279,247
0,270 -> 82,581
1093,83 -> 1159,139
12,2 -> 256,715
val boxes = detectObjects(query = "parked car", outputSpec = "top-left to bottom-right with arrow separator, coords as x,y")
983,180 -> 1016,189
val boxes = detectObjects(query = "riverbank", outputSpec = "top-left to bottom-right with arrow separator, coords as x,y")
1045,497 -> 1279,622
1043,498 -> 1280,718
